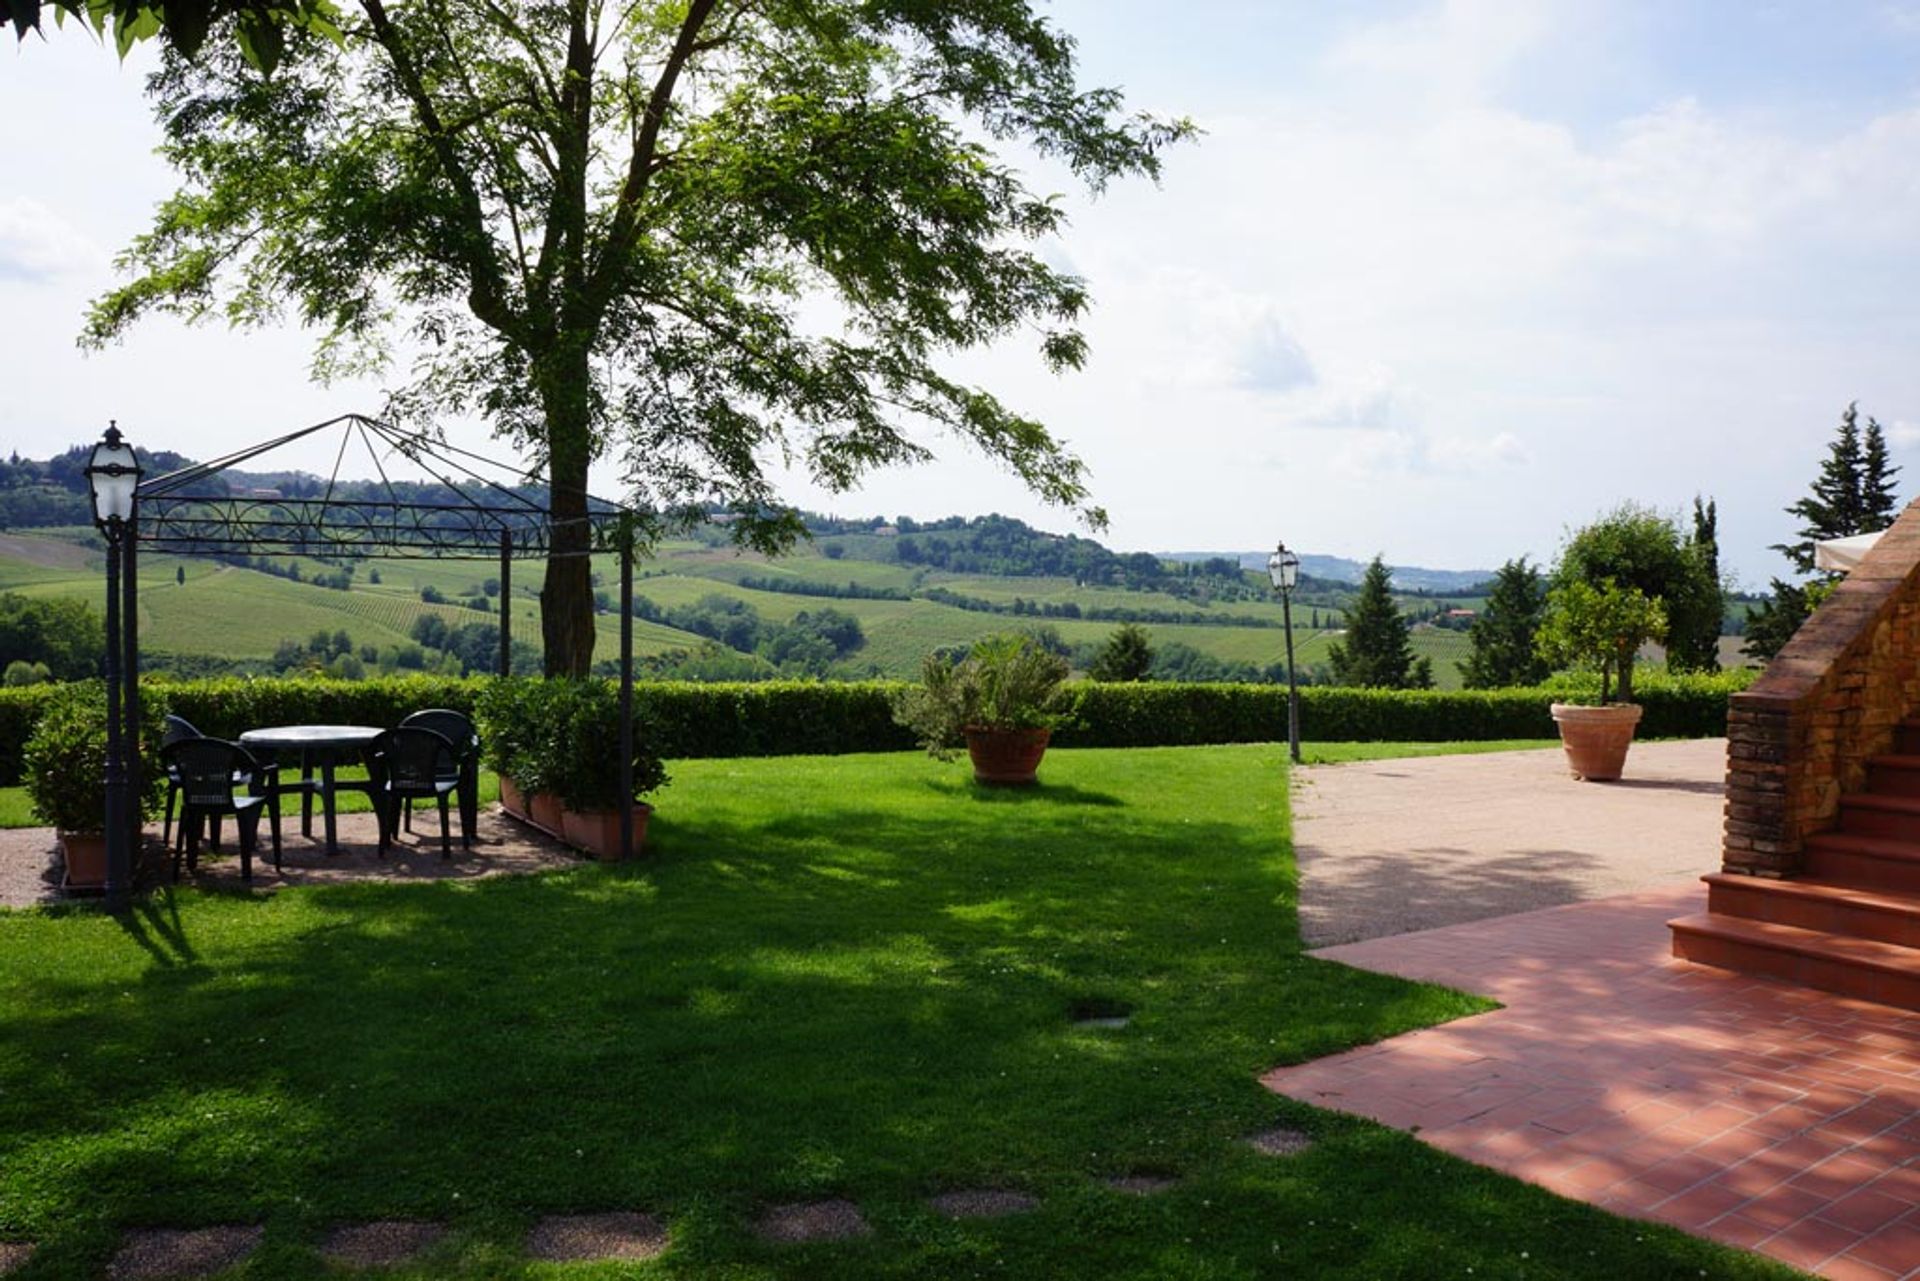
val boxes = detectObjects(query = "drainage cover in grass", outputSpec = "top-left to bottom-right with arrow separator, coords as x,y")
1103,1175 -> 1178,1195
0,1242 -> 34,1275
1068,996 -> 1134,1029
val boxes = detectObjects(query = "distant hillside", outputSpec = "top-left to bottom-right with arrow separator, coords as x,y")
1163,550 -> 1495,594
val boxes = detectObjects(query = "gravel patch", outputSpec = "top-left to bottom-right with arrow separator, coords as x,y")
525,1212 -> 668,1262
318,1220 -> 446,1268
0,1242 -> 34,1274
0,828 -> 63,909
928,1189 -> 1038,1219
108,1226 -> 263,1279
1293,739 -> 1726,946
754,1200 -> 872,1244
1102,1175 -> 1177,1195
1244,1126 -> 1314,1157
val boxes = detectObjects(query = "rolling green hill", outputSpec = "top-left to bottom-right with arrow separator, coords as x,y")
0,526 -> 1488,685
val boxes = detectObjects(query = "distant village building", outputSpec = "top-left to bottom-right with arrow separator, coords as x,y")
246,487 -> 283,500
875,525 -> 899,537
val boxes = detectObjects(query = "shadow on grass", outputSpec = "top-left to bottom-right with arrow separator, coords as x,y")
0,749 -> 1796,1280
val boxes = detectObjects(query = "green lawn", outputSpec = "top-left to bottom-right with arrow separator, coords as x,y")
0,745 -> 1788,1279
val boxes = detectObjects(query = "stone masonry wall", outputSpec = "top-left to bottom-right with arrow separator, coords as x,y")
1723,497 -> 1920,877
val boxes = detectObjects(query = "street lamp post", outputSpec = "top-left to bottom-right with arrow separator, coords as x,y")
85,423 -> 142,912
1267,541 -> 1302,765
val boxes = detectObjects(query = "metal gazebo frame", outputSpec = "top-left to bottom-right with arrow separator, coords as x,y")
97,413 -> 647,907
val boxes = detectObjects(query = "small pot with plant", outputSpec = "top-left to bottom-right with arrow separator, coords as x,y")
1536,578 -> 1667,781
22,682 -> 166,890
475,677 -> 550,822
892,633 -> 1071,786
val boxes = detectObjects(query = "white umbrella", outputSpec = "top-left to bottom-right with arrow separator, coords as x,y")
1814,531 -> 1885,573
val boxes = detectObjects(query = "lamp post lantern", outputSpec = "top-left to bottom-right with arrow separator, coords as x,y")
1267,541 -> 1302,765
85,422 -> 142,912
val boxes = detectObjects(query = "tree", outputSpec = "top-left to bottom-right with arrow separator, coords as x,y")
0,592 -> 103,680
1327,556 -> 1424,689
1746,404 -> 1902,661
175,564 -> 187,586
4,0 -> 334,74
1536,578 -> 1667,705
1554,503 -> 1718,682
1089,623 -> 1154,682
1459,557 -> 1549,689
84,5 -> 1189,675
1665,496 -> 1724,674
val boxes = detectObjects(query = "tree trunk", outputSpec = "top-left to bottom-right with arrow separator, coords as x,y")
538,343 -> 598,677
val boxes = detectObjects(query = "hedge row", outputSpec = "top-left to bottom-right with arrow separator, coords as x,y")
0,670 -> 1756,786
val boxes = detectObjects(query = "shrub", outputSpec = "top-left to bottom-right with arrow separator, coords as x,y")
891,634 -> 1071,759
473,678 -> 666,808
21,681 -> 168,832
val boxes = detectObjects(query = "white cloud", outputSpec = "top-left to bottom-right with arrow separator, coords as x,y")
0,198 -> 105,282
1235,314 -> 1317,392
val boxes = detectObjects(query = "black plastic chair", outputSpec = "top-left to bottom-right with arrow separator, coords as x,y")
367,727 -> 459,858
160,713 -> 200,850
162,737 -> 280,881
399,708 -> 480,849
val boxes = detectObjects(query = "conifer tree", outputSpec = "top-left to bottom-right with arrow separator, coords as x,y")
1328,556 -> 1424,688
1088,624 -> 1154,682
1666,496 -> 1724,673
1862,414 -> 1902,532
1460,557 -> 1549,688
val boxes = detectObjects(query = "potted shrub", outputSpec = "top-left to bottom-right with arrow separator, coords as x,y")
891,633 -> 1070,785
475,677 -> 548,821
22,682 -> 167,890
549,679 -> 669,860
1535,578 -> 1667,781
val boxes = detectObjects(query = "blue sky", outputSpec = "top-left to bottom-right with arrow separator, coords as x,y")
7,0 -> 1920,583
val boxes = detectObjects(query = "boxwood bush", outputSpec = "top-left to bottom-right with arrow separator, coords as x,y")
0,669 -> 1756,785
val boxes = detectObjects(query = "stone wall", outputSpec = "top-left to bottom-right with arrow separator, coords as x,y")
1723,498 -> 1920,877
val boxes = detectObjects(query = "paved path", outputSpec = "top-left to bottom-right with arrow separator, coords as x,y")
1294,738 -> 1727,946
1265,884 -> 1920,1280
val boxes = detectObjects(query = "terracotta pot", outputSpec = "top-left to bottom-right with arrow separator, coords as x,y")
59,830 -> 108,890
529,792 -> 565,834
561,804 -> 652,861
1550,702 -> 1643,781
963,726 -> 1051,786
498,775 -> 527,818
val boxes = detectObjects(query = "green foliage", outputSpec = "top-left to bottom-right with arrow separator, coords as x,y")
1549,504 -> 1709,701
1536,579 -> 1667,704
1743,577 -> 1839,663
1664,496 -> 1725,674
1774,402 -> 1902,575
1089,623 -> 1154,681
892,633 -> 1071,758
1327,556 -> 1428,688
19,680 -> 167,832
2,660 -> 50,687
3,0 -> 341,72
473,678 -> 666,809
1460,558 -> 1549,688
0,591 -> 103,681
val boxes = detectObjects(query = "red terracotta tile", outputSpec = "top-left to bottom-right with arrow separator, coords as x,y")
1816,1252 -> 1900,1281
1847,1215 -> 1920,1274
1818,1188 -> 1914,1236
1759,1216 -> 1863,1271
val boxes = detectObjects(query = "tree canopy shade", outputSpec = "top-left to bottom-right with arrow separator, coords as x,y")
83,0 -> 1192,676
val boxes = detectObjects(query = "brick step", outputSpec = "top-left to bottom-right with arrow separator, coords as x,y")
1837,792 -> 1920,842
1867,753 -> 1920,798
1669,913 -> 1920,1011
1806,832 -> 1920,893
1702,873 -> 1920,947
1897,720 -> 1920,756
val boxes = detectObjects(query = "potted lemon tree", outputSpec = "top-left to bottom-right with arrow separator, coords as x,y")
892,633 -> 1070,786
1536,578 -> 1667,781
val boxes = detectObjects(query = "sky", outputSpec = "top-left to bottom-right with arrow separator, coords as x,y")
6,0 -> 1920,584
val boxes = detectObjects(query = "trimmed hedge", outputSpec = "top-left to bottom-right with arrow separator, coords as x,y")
0,669 -> 1757,785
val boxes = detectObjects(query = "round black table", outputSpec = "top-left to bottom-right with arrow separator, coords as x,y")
237,725 -> 382,855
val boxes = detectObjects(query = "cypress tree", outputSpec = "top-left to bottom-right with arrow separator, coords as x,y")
1328,556 -> 1421,688
1666,496 -> 1723,673
1460,557 -> 1550,688
1862,414 -> 1902,531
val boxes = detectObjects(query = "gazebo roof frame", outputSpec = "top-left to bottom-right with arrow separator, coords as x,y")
135,412 -> 634,561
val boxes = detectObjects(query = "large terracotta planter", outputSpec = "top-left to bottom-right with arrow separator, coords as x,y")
1550,702 -> 1643,781
561,803 -> 652,861
498,775 -> 527,818
59,830 -> 107,890
964,727 -> 1051,786
529,792 -> 565,834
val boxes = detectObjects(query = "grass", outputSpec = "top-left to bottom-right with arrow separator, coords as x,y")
0,745 -> 1789,1279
